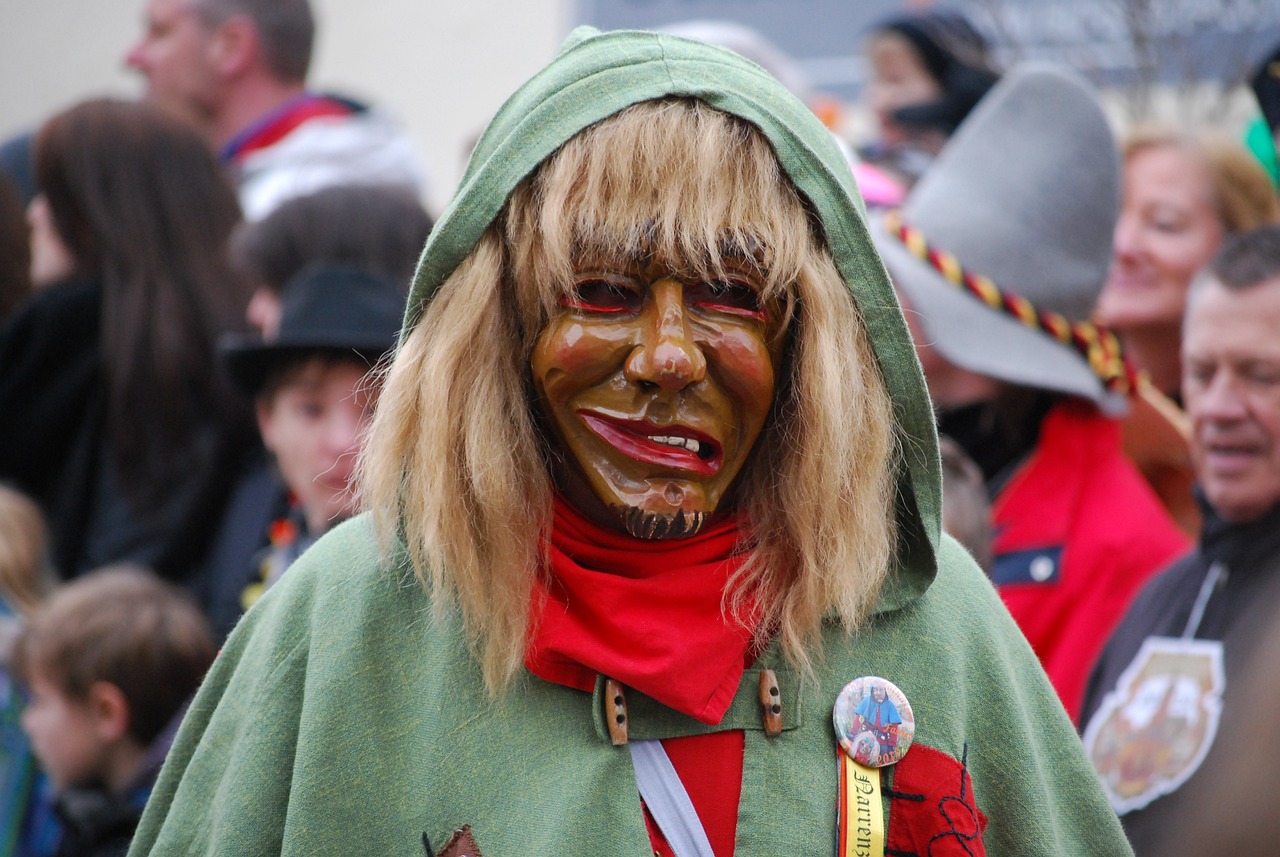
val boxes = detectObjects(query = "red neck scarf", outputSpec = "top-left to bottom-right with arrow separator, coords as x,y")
525,497 -> 756,724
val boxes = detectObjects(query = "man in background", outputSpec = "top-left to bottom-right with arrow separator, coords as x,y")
124,0 -> 426,219
1082,224 -> 1280,855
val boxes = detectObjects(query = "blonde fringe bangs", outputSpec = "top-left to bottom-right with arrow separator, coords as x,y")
506,99 -> 815,339
361,98 -> 898,692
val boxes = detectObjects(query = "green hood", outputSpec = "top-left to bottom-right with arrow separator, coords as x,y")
403,26 -> 941,612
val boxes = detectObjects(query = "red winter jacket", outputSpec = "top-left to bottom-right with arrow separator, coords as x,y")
992,400 -> 1190,721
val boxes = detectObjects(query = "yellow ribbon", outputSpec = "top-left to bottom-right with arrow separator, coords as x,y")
839,751 -> 886,857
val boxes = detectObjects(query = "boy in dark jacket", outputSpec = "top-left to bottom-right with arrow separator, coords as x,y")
13,567 -> 214,857
198,264 -> 404,638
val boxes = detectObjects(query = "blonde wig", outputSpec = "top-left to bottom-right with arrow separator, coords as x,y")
362,99 -> 898,692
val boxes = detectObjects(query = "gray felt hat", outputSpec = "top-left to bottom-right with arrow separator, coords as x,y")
870,63 -> 1126,414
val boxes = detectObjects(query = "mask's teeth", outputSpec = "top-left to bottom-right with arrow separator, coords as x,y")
648,434 -> 702,455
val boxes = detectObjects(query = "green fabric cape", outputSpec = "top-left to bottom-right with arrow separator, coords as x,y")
130,519 -> 1130,855
128,28 -> 1131,857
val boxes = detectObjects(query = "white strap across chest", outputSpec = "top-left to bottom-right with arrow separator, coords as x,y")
628,739 -> 717,857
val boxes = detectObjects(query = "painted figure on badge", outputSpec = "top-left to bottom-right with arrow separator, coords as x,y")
1085,638 -> 1225,813
853,684 -> 903,755
835,676 -> 915,769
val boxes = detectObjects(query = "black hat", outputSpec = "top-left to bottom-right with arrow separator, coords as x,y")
222,264 -> 406,395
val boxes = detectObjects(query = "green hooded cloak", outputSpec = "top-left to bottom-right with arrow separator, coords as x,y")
129,28 -> 1130,857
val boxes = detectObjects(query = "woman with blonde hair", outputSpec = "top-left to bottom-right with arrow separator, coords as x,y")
1095,127 -> 1280,536
1096,125 -> 1280,400
130,29 -> 1128,857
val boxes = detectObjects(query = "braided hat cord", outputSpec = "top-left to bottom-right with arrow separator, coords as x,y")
882,210 -> 1138,396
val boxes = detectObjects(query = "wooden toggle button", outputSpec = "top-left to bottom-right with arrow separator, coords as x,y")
605,678 -> 628,746
759,669 -> 783,736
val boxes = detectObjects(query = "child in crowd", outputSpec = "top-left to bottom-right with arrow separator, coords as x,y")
13,566 -> 214,857
201,264 -> 404,637
0,485 -> 58,857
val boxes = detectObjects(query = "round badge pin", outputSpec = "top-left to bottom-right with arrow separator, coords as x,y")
833,676 -> 915,767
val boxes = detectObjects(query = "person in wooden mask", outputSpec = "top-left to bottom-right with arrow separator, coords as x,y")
128,28 -> 1130,857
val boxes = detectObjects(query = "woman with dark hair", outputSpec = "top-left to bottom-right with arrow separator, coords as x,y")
0,175 -> 31,321
0,98 -> 252,582
858,8 -> 1001,187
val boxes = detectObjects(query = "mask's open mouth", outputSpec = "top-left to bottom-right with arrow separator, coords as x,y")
578,411 -> 723,476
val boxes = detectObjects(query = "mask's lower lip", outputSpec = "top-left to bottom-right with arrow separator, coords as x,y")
578,411 -> 723,476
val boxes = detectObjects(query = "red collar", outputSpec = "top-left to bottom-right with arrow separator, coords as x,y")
525,497 -> 757,724
221,94 -> 357,163
993,400 -> 1117,548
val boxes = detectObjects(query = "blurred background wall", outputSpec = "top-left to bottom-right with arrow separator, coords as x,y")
0,0 -> 572,215
2,0 -> 1277,215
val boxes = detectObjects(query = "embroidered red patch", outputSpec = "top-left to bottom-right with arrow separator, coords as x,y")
885,744 -> 987,857
428,825 -> 482,857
